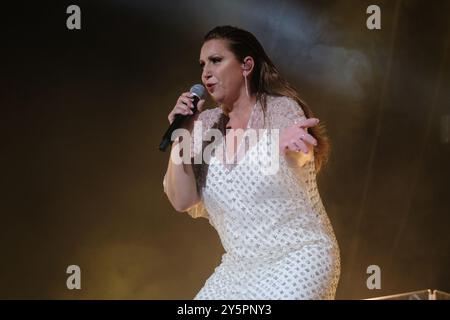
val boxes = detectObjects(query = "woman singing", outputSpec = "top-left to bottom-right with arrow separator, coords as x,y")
163,25 -> 340,300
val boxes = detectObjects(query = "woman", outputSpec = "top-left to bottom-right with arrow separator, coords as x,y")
163,26 -> 340,299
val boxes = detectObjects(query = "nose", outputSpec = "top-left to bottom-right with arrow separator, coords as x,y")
202,66 -> 212,82
202,72 -> 212,83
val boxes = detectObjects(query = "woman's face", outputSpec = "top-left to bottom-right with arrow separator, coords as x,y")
199,39 -> 245,105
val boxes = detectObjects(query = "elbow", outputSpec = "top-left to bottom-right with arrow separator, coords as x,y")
165,190 -> 200,213
163,175 -> 200,213
172,200 -> 199,213
172,201 -> 191,213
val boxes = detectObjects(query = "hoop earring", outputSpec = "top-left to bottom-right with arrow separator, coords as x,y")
244,73 -> 249,97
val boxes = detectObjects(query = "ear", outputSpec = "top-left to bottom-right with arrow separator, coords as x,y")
242,56 -> 254,76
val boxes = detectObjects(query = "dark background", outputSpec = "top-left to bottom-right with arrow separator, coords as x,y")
1,0 -> 449,299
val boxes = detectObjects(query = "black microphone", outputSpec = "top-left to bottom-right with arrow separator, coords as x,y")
159,84 -> 207,152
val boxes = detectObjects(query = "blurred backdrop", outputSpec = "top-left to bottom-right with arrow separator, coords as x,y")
1,0 -> 449,299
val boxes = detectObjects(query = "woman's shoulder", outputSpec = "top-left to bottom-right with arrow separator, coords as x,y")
199,106 -> 222,118
197,106 -> 223,129
266,94 -> 294,104
265,95 -> 305,117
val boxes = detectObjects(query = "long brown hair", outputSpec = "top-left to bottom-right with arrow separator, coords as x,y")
204,26 -> 330,172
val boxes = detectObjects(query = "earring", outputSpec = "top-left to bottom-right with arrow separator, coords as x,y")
244,73 -> 249,97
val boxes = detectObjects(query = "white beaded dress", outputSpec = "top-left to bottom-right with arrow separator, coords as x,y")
171,95 -> 340,300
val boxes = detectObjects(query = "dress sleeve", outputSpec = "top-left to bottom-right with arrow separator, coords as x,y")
270,96 -> 307,130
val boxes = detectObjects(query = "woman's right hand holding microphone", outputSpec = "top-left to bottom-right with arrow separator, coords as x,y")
168,92 -> 206,126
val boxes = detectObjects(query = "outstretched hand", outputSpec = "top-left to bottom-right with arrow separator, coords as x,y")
279,118 -> 320,155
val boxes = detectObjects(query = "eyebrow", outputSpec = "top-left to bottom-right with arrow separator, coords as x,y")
199,54 -> 222,64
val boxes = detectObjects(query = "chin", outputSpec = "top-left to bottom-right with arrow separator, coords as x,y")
211,93 -> 224,104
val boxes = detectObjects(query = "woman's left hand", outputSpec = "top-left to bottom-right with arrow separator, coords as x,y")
279,118 -> 320,155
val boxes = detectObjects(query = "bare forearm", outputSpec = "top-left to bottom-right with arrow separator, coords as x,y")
163,141 -> 200,212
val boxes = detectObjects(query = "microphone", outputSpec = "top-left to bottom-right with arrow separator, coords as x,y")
159,84 -> 206,152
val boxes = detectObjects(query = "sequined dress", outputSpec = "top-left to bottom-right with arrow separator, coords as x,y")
171,95 -> 340,300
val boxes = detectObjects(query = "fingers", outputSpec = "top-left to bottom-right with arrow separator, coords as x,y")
299,130 -> 317,146
169,92 -> 197,123
281,136 -> 309,155
291,118 -> 320,146
288,139 -> 309,154
280,126 -> 315,154
178,96 -> 194,110
290,125 -> 317,146
176,104 -> 193,115
172,103 -> 192,117
297,117 -> 320,129
181,92 -> 193,98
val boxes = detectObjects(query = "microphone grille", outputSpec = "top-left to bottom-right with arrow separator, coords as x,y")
190,84 -> 206,99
